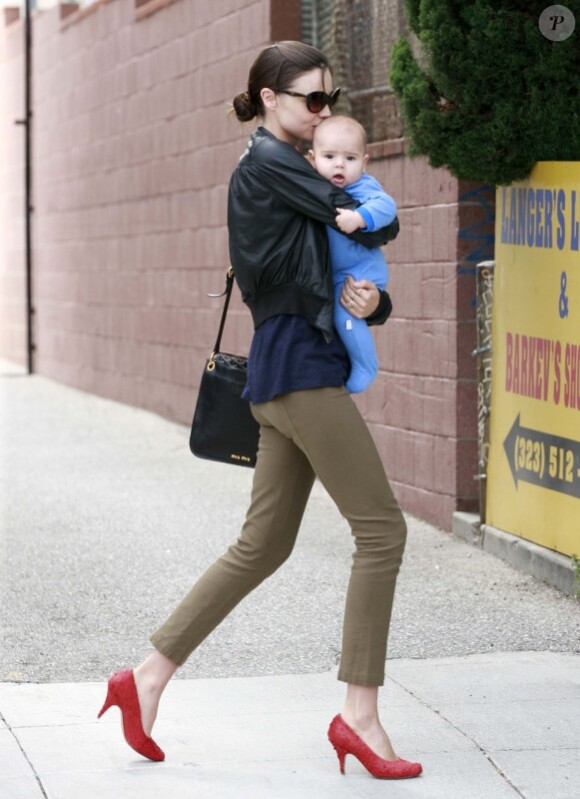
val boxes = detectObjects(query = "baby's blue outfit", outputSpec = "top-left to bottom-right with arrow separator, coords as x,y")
327,173 -> 397,393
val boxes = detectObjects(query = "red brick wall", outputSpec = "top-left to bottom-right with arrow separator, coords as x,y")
361,150 -> 493,524
24,0 -> 268,421
0,0 -> 488,529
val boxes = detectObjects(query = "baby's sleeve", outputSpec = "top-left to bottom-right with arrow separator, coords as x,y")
351,175 -> 397,232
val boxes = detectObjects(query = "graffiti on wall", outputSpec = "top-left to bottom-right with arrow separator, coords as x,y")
458,185 -> 496,291
458,184 -> 496,271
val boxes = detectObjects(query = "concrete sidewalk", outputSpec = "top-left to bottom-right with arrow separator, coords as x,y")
1,651 -> 579,799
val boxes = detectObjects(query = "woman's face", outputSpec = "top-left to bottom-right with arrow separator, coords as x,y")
261,68 -> 334,145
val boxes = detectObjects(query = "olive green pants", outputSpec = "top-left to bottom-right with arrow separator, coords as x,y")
150,386 -> 407,686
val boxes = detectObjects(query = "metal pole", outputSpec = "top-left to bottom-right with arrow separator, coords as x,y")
472,261 -> 495,523
15,1 -> 34,372
24,0 -> 34,373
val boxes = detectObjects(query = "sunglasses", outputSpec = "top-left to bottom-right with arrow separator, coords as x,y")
276,88 -> 341,114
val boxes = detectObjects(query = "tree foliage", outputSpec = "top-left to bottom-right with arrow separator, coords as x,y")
390,1 -> 580,185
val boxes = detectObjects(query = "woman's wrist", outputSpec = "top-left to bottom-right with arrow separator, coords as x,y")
366,290 -> 393,326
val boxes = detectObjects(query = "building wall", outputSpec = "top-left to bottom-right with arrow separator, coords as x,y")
28,0 -> 273,421
0,0 -> 487,529
361,146 -> 492,523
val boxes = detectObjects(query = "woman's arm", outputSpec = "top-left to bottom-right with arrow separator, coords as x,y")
253,137 -> 399,248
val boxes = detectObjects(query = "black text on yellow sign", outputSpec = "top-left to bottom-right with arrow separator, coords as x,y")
504,414 -> 580,499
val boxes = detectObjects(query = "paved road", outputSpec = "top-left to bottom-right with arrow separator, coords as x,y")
1,363 -> 577,684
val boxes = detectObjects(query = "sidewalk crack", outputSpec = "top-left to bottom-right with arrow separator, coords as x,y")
0,709 -> 48,798
387,677 -> 528,798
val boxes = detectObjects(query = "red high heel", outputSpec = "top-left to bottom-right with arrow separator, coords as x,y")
97,669 -> 165,762
328,714 -> 422,779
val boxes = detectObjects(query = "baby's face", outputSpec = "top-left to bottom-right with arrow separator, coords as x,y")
311,125 -> 368,188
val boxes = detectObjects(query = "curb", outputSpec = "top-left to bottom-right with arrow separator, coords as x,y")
452,512 -> 576,596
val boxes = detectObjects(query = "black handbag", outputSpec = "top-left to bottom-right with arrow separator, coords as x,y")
189,268 -> 260,468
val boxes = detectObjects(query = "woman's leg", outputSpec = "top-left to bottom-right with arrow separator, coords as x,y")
341,684 -> 397,760
133,650 -> 178,737
133,417 -> 316,734
259,387 -> 407,757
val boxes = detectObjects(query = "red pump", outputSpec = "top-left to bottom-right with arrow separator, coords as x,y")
98,670 -> 165,762
328,714 -> 422,779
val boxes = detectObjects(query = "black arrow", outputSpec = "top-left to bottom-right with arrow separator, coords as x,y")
503,415 -> 580,499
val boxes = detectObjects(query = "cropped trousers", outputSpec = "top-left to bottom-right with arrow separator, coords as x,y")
150,386 -> 407,686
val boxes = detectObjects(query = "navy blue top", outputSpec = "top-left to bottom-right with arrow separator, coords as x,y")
242,315 -> 349,404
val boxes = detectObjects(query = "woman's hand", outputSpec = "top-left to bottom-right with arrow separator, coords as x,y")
339,276 -> 380,319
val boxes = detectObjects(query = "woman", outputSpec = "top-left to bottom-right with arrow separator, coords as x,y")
98,41 -> 421,781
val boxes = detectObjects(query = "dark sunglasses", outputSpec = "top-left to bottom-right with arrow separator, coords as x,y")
276,88 -> 341,114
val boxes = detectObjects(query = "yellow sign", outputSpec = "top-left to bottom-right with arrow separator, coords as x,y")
487,162 -> 580,557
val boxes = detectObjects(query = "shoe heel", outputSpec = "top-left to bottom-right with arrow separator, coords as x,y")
97,684 -> 117,719
333,744 -> 347,775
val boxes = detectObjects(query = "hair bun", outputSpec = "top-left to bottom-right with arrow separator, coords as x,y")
233,91 -> 257,122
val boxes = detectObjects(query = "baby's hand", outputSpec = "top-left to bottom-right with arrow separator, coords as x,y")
335,208 -> 366,234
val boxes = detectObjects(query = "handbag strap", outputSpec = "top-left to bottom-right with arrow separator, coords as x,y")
208,267 -> 234,367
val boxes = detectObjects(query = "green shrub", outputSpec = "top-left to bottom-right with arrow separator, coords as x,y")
390,1 -> 580,185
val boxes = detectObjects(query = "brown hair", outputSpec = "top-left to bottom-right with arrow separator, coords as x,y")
232,41 -> 332,122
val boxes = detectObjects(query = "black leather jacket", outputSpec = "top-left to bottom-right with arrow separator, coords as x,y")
228,127 -> 399,341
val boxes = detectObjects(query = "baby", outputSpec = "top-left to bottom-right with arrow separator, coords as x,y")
309,116 -> 397,393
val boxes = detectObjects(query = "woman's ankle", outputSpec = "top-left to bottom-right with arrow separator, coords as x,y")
342,684 -> 380,728
342,709 -> 380,731
134,651 -> 178,694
